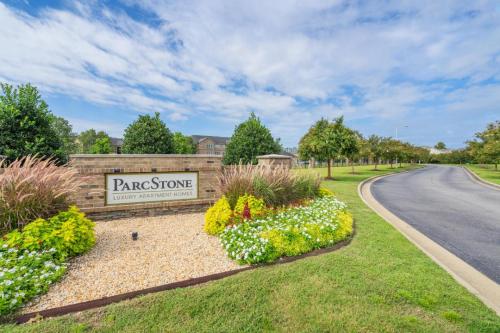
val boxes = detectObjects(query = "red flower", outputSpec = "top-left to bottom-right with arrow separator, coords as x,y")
242,202 -> 251,220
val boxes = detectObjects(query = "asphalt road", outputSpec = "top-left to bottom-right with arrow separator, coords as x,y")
371,165 -> 500,283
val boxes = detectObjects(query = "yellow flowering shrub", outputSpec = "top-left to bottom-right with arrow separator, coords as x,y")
334,211 -> 353,241
204,196 -> 233,235
234,194 -> 266,217
319,187 -> 335,197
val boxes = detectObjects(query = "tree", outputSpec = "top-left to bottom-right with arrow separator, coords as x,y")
366,135 -> 384,170
434,141 -> 447,150
299,117 -> 347,179
122,112 -> 174,154
380,138 -> 400,168
223,113 -> 281,165
468,121 -> 500,170
49,115 -> 78,162
0,83 -> 63,162
173,132 -> 196,154
77,129 -> 110,153
341,129 -> 361,174
90,137 -> 112,154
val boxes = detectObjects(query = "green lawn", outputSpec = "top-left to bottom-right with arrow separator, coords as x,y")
2,164 -> 499,332
466,164 -> 500,185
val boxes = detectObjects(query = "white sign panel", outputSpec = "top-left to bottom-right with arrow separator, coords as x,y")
105,172 -> 198,205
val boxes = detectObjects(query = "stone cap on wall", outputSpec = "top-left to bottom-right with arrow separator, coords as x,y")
257,154 -> 292,159
70,154 -> 222,159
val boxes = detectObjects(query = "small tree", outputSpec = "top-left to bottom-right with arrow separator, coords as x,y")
367,135 -> 384,170
434,141 -> 447,150
90,137 -> 112,154
299,117 -> 347,179
122,112 -> 174,154
381,138 -> 400,168
468,121 -> 500,170
173,132 -> 196,154
0,83 -> 63,161
341,129 -> 361,174
223,113 -> 281,165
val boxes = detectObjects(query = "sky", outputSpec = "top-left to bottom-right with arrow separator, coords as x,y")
0,0 -> 499,149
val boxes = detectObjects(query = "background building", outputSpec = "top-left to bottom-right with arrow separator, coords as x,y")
423,146 -> 453,155
191,135 -> 230,156
110,137 -> 124,154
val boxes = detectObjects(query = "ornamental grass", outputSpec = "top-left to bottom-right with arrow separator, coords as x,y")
216,164 -> 321,208
0,156 -> 82,233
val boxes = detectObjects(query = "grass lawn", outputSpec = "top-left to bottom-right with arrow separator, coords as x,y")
466,164 -> 500,185
2,164 -> 499,332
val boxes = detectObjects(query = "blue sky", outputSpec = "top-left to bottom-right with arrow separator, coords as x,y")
0,0 -> 499,148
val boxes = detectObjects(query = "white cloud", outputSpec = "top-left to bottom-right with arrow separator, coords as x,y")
0,0 -> 499,146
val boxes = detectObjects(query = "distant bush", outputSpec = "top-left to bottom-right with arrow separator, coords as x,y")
0,156 -> 81,233
216,164 -> 321,209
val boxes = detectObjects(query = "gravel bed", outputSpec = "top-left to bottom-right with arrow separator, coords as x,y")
22,213 -> 242,313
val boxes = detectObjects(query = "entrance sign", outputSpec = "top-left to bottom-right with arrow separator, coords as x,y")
106,172 -> 198,205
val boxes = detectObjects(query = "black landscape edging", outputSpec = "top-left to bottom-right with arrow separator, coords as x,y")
15,232 -> 354,324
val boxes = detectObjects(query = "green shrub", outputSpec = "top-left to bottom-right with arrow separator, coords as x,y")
204,196 -> 233,235
1,206 -> 95,259
220,197 -> 353,264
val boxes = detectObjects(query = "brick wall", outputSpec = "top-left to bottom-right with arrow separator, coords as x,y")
257,155 -> 292,169
69,154 -> 222,220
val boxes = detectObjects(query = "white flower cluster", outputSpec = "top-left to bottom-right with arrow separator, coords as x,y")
220,197 -> 348,264
0,246 -> 66,315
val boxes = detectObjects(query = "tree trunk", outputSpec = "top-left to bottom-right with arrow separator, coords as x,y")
327,159 -> 332,179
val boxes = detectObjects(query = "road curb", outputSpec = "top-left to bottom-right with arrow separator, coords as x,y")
462,166 -> 500,190
358,170 -> 500,315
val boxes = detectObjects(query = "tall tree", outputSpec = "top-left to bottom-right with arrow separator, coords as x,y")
173,132 -> 196,154
77,129 -> 110,153
90,137 -> 112,154
49,115 -> 78,162
122,112 -> 174,154
0,83 -> 63,161
223,112 -> 281,165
